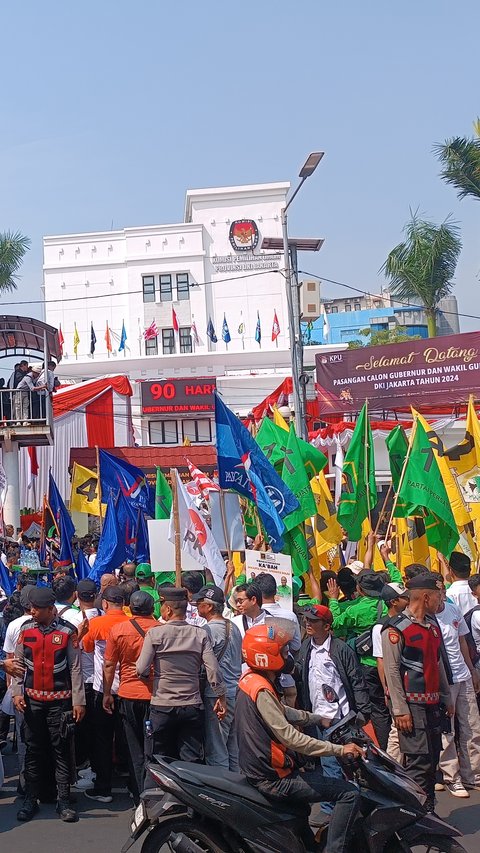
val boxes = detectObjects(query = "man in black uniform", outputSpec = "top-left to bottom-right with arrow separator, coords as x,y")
11,586 -> 85,823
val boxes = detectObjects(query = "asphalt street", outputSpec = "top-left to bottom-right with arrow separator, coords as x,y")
1,747 -> 480,852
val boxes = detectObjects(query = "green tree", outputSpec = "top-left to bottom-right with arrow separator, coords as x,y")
0,231 -> 31,292
381,214 -> 461,337
347,327 -> 421,348
435,120 -> 480,202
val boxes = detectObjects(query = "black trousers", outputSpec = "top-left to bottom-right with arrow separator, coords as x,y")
361,663 -> 391,751
23,697 -> 72,801
257,767 -> 360,853
119,697 -> 150,805
397,703 -> 442,806
93,691 -> 123,794
74,683 -> 96,770
0,679 -> 10,741
145,705 -> 204,765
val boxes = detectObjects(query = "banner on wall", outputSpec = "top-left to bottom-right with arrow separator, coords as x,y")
316,331 -> 480,415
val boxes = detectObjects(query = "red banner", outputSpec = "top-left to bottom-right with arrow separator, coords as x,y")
315,331 -> 480,415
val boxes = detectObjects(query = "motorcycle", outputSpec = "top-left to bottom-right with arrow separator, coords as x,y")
121,711 -> 466,853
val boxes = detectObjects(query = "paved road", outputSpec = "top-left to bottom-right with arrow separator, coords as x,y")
1,747 -> 480,852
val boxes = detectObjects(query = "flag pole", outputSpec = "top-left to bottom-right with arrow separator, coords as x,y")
364,399 -> 371,524
219,489 -> 232,562
385,417 -> 418,542
374,482 -> 393,535
96,446 -> 104,533
170,467 -> 182,586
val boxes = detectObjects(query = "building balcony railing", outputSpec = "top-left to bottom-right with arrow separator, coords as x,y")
0,389 -> 54,447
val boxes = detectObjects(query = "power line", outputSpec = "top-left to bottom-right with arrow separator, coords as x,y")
299,270 -> 480,323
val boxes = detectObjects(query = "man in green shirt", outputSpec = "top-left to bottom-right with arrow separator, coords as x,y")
135,563 -> 161,619
326,570 -> 391,750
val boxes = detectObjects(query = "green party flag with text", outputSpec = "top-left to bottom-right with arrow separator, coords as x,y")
395,417 -> 459,558
257,418 -> 327,478
155,468 -> 173,520
281,425 -> 317,530
283,525 -> 310,577
337,403 -> 377,541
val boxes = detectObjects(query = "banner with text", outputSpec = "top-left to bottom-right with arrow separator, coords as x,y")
316,331 -> 480,414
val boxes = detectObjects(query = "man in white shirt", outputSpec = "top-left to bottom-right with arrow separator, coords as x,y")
447,553 -> 477,616
436,582 -> 480,799
254,572 -> 301,707
52,576 -> 83,628
232,582 -> 266,637
467,575 -> 480,662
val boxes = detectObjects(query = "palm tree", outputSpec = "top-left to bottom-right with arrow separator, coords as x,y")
381,213 -> 461,337
435,121 -> 480,201
0,231 -> 31,292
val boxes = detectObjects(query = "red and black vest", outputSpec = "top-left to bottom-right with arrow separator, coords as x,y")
20,618 -> 75,702
387,613 -> 442,705
236,670 -> 296,786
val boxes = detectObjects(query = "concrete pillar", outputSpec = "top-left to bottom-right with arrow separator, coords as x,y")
3,441 -> 20,531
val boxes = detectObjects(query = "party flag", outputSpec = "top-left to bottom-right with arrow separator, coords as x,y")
255,311 -> 261,346
105,323 -> 113,353
73,324 -> 80,356
144,320 -> 159,340
90,323 -> 96,355
191,319 -> 200,346
444,396 -> 480,520
118,320 -> 127,352
58,325 -> 65,356
222,314 -> 231,344
155,468 -> 172,519
337,403 -> 377,540
271,310 -> 280,342
172,307 -> 179,333
207,316 -> 217,343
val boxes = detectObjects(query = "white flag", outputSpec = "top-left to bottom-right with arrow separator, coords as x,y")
333,440 -> 344,506
322,306 -> 329,341
168,470 -> 226,587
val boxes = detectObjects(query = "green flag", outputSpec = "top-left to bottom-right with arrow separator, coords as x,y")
241,497 -> 261,539
281,425 -> 317,530
386,425 -> 409,491
395,417 -> 459,558
283,525 -> 309,577
337,403 -> 377,541
257,418 -> 327,477
155,468 -> 172,519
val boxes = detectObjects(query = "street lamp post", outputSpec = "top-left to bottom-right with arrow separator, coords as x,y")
262,152 -> 324,440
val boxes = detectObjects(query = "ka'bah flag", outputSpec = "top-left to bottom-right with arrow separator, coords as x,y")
281,425 -> 317,530
337,403 -> 377,541
444,395 -> 480,521
310,471 -> 343,555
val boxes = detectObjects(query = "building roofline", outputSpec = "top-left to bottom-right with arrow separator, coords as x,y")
184,181 -> 290,221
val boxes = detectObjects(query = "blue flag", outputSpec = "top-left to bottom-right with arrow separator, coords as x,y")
214,393 -> 299,550
90,322 -> 97,355
88,493 -> 126,582
118,320 -> 127,352
207,316 -> 217,343
99,450 -> 155,516
222,314 -> 231,344
75,548 -> 91,581
255,311 -> 261,346
0,561 -> 14,597
135,509 -> 150,563
49,472 -> 75,566
116,491 -> 149,562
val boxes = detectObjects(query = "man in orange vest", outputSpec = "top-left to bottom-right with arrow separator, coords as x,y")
236,624 -> 363,853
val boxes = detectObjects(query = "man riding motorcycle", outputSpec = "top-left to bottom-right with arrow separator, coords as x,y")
236,624 -> 364,853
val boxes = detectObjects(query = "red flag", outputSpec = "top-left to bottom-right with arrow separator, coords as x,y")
271,310 -> 280,342
172,307 -> 179,333
27,446 -> 39,489
144,320 -> 159,340
58,324 -> 65,354
105,323 -> 113,352
185,457 -> 220,499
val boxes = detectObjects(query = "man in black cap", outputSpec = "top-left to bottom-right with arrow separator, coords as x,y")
382,573 -> 453,812
193,584 -> 243,770
103,591 -> 158,804
11,586 -> 86,823
136,587 -> 227,765
327,569 -> 390,748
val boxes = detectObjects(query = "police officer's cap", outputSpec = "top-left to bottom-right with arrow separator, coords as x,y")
29,587 -> 55,608
406,573 -> 443,591
130,590 -> 155,615
159,587 -> 188,603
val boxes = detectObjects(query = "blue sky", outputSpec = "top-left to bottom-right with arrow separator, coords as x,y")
2,0 -> 479,332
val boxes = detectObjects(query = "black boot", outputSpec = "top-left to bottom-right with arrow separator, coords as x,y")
17,796 -> 39,822
56,799 -> 78,822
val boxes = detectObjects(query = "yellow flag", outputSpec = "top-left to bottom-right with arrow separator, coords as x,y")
357,518 -> 385,572
305,516 -> 321,576
73,323 -> 80,356
311,472 -> 343,555
273,407 -> 289,431
394,516 -> 430,573
444,396 -> 480,521
70,462 -> 103,516
413,410 -> 470,528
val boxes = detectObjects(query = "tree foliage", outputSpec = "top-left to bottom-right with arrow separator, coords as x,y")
348,327 -> 421,348
435,130 -> 480,202
0,231 -> 31,292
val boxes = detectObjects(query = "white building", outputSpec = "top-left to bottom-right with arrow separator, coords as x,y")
44,182 -> 337,446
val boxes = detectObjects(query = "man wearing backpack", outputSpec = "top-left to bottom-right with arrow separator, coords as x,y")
467,574 -> 480,668
435,576 -> 480,798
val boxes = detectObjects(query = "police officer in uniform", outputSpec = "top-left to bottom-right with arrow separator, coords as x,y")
11,587 -> 85,823
382,573 -> 453,812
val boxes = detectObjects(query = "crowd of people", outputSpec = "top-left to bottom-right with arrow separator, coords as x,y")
0,358 -> 59,423
1,539 -> 480,852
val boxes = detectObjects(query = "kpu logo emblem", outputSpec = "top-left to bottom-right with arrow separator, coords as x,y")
229,219 -> 259,252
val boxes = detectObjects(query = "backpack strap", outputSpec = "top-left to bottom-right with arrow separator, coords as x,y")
130,618 -> 146,639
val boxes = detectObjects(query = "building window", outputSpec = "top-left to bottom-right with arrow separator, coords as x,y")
149,420 -> 178,445
325,306 -> 331,314
354,302 -> 361,311
179,326 -> 192,353
145,336 -> 158,355
345,304 -> 352,312
176,273 -> 189,301
160,274 -> 173,302
142,275 -> 155,303
162,328 -> 175,354
330,305 -> 338,314
182,419 -> 212,443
